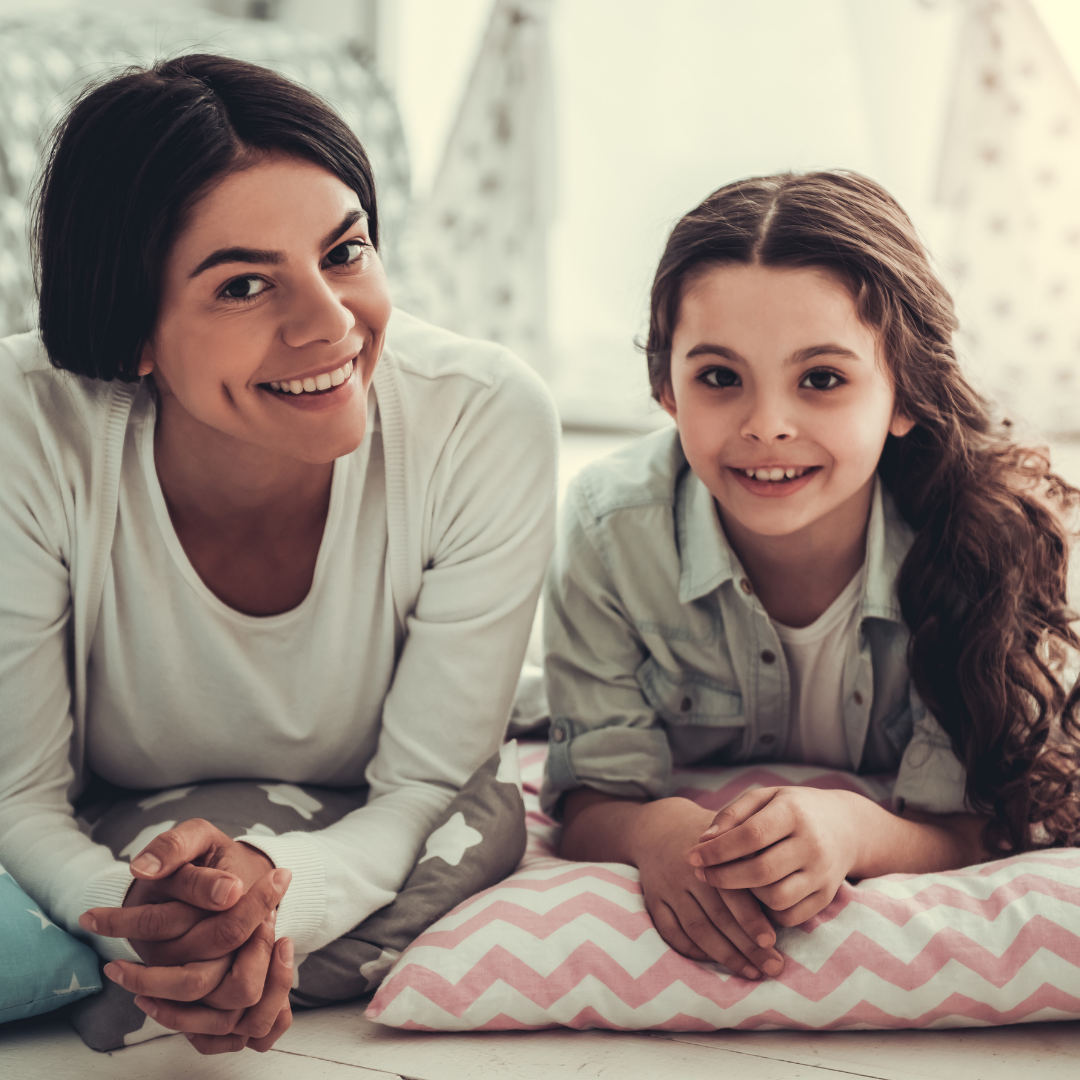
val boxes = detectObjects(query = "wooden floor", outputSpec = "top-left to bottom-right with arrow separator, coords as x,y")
5,432 -> 1080,1078
3,1005 -> 1079,1080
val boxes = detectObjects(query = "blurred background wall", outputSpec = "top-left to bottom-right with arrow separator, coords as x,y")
1,0 -> 1079,437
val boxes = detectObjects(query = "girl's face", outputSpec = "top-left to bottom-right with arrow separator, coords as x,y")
141,154 -> 392,464
662,263 -> 913,541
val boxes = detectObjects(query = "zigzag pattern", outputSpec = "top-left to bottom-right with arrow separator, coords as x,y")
369,752 -> 1080,1032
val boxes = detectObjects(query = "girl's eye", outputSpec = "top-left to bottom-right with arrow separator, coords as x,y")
800,368 -> 844,391
324,240 -> 367,268
220,276 -> 267,301
701,366 -> 740,389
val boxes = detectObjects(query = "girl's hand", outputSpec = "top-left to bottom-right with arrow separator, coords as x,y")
630,798 -> 785,979
688,786 -> 863,926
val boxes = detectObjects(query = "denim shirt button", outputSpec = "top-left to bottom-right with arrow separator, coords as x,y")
760,650 -> 776,664
739,577 -> 753,595
853,691 -> 864,706
552,727 -> 566,743
759,733 -> 776,745
680,696 -> 692,712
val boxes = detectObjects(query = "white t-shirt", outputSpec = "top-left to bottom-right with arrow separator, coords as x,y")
773,567 -> 867,769
87,393 -> 397,792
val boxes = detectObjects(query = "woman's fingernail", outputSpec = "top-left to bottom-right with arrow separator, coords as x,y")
701,826 -> 720,839
756,933 -> 775,948
280,937 -> 294,966
688,852 -> 703,867
763,959 -> 783,976
79,913 -> 99,933
742,966 -> 760,979
211,878 -> 235,906
133,996 -> 158,1018
102,962 -> 119,982
130,853 -> 162,876
693,867 -> 706,882
272,868 -> 292,891
268,907 -> 278,925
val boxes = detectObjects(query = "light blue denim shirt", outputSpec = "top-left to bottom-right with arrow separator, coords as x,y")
541,428 -> 968,818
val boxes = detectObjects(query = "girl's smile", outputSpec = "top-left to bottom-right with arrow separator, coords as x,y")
729,464 -> 822,498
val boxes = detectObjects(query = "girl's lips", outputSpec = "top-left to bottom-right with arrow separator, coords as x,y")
729,465 -> 821,498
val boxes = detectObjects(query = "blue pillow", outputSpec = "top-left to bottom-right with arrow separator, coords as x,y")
0,863 -> 101,1023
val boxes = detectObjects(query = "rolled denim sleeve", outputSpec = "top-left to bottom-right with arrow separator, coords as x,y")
540,483 -> 672,817
892,692 -> 969,815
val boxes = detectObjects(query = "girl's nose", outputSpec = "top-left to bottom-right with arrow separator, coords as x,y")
281,275 -> 355,350
740,392 -> 796,443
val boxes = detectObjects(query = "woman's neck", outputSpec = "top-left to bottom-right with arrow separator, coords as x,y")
719,479 -> 873,629
151,395 -> 335,616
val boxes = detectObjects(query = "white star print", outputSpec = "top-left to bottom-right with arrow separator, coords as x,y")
258,783 -> 323,820
418,812 -> 483,867
26,908 -> 55,930
137,786 -> 197,811
53,972 -> 88,995
119,820 -> 177,862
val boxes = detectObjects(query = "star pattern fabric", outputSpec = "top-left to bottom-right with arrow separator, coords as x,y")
417,812 -> 484,867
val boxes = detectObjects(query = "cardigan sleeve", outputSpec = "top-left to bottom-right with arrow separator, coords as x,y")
0,358 -> 140,962
241,352 -> 560,953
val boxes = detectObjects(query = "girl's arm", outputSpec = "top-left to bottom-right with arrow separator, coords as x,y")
689,786 -> 991,927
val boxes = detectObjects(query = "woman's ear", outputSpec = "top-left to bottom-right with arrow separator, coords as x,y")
137,343 -> 154,378
659,382 -> 678,421
889,412 -> 915,438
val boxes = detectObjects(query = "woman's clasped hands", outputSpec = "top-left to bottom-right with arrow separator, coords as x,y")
79,818 -> 296,1055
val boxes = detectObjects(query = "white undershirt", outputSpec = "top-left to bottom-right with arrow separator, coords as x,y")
772,567 -> 866,770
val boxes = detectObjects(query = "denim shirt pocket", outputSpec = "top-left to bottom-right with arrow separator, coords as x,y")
636,655 -> 743,727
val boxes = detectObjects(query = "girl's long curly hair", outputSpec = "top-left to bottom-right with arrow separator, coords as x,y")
645,170 -> 1080,851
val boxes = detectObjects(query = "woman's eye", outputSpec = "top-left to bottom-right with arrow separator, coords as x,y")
800,369 -> 843,391
324,240 -> 367,268
221,276 -> 267,301
701,366 -> 740,389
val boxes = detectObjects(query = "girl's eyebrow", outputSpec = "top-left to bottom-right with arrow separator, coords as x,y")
684,343 -> 744,362
188,208 -> 367,279
683,342 -> 863,365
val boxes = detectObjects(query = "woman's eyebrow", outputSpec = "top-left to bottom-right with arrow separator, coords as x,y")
188,209 -> 368,279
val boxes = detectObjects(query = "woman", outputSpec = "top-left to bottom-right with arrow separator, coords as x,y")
0,54 -> 558,1053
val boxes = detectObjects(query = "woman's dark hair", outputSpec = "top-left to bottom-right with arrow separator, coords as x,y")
33,53 -> 379,382
646,170 -> 1080,852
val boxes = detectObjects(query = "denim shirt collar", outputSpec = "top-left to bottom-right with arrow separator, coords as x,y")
676,468 -> 912,621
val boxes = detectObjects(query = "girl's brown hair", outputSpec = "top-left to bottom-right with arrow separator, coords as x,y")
646,171 -> 1080,852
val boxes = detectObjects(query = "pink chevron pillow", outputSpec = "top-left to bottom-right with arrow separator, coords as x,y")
367,744 -> 1080,1031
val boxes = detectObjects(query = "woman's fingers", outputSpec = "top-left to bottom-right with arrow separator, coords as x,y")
103,955 -> 231,1001
80,900 -> 205,941
150,867 -> 291,965
692,886 -> 784,977
690,797 -> 792,868
765,886 -> 833,928
235,936 -> 295,1041
184,1032 -> 249,1055
697,787 -> 779,843
201,917 -> 276,1010
671,889 -> 768,978
153,861 -> 244,912
246,1005 -> 293,1054
133,994 -> 243,1035
127,818 -> 230,881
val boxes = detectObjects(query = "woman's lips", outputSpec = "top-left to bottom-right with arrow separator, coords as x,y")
729,465 -> 821,498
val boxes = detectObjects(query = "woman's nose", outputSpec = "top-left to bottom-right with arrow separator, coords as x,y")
281,275 -> 354,350
740,391 -> 796,443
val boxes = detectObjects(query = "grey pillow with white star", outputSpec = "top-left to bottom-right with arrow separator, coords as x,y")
69,743 -> 526,1050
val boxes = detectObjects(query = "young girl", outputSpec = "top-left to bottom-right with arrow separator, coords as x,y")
541,171 -> 1080,982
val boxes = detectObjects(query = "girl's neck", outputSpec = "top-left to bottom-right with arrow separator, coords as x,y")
719,478 -> 874,629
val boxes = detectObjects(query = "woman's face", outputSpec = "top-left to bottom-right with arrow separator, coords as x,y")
141,154 -> 391,464
662,262 -> 913,542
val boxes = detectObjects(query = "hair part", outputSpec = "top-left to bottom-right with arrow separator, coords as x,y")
33,53 -> 380,383
646,170 -> 1080,851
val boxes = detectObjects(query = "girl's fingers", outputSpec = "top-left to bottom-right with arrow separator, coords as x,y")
103,955 -> 230,1002
246,1004 -> 293,1053
751,870 -> 820,920
201,917 -> 276,1010
133,994 -> 243,1035
719,887 -> 776,950
702,837 -> 803,891
648,898 -> 709,961
127,818 -> 230,881
691,803 -> 793,868
693,886 -> 784,977
697,787 -> 780,844
234,937 -> 295,1041
80,900 -> 205,941
674,889 -> 765,978
150,868 -> 291,965
762,885 -> 832,928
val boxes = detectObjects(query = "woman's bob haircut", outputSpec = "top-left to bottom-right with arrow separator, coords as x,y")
33,53 -> 380,382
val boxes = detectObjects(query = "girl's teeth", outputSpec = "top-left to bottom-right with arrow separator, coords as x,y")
745,467 -> 807,482
785,467 -> 796,479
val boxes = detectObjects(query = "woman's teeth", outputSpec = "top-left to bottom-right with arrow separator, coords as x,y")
269,358 -> 353,394
743,466 -> 808,482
